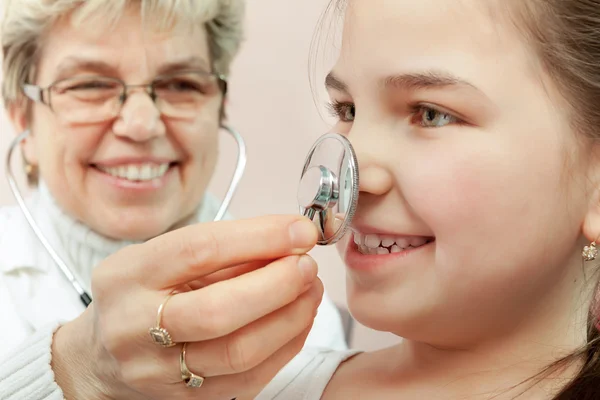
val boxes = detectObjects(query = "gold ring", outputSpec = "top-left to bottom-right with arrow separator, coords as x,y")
148,291 -> 177,347
180,342 -> 205,388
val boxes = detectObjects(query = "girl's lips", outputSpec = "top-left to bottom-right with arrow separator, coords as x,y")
352,230 -> 434,255
343,234 -> 435,274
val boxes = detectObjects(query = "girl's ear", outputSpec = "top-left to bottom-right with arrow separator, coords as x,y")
583,146 -> 600,243
583,207 -> 600,244
583,165 -> 600,243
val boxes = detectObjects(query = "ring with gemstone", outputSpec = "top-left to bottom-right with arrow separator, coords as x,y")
148,291 -> 177,347
180,342 -> 205,388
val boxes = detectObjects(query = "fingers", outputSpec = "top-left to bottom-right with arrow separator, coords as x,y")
135,215 -> 318,289
163,255 -> 319,342
183,279 -> 324,376
190,325 -> 314,400
186,259 -> 270,290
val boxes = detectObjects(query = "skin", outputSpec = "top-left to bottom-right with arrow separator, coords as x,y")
6,6 -> 327,400
51,215 -> 324,400
10,7 -> 222,241
325,0 -> 600,398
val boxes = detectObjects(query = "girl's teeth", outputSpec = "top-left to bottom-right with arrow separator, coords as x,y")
410,237 -> 427,247
354,231 -> 433,255
354,233 -> 363,246
365,234 -> 381,248
396,237 -> 410,248
381,236 -> 395,247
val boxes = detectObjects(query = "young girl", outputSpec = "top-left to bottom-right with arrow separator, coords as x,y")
258,0 -> 600,399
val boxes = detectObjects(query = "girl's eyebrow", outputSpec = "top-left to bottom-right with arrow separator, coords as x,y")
326,69 -> 489,99
326,68 -> 498,120
325,72 -> 348,93
380,70 -> 480,92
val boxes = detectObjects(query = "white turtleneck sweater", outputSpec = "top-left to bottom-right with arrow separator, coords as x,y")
0,184 -> 346,400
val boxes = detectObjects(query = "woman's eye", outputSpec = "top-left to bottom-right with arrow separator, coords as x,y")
158,79 -> 202,92
414,106 -> 457,128
327,101 -> 356,123
66,81 -> 117,91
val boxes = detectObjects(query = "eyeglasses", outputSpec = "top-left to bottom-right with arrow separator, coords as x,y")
22,70 -> 227,124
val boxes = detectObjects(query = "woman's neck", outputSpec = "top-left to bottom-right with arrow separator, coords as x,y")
36,182 -> 209,293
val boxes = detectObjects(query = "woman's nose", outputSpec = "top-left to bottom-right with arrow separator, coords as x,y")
111,91 -> 166,141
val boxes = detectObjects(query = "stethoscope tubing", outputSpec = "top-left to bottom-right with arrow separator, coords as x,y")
5,124 -> 246,307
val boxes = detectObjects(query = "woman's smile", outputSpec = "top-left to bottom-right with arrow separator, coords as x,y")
91,161 -> 179,191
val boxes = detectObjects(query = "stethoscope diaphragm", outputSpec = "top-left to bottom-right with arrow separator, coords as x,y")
298,133 -> 359,245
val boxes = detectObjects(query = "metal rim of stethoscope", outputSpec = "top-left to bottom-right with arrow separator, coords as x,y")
299,132 -> 359,245
5,124 -> 247,306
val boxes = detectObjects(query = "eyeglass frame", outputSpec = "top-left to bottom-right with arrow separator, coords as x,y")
20,69 -> 228,117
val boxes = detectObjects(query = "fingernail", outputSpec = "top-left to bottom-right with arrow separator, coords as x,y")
289,219 -> 317,249
297,255 -> 317,284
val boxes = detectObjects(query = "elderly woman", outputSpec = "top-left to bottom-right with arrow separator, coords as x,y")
0,1 -> 345,399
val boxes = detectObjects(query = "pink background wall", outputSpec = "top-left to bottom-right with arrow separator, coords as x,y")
0,0 -> 400,351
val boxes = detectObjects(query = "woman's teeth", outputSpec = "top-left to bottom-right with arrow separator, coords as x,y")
353,232 -> 432,255
96,163 -> 170,182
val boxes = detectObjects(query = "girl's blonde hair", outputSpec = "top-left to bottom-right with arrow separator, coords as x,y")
1,0 -> 245,108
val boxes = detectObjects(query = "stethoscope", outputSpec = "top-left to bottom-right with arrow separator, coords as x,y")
6,128 -> 359,307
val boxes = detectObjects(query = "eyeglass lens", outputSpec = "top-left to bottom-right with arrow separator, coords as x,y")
47,72 -> 222,124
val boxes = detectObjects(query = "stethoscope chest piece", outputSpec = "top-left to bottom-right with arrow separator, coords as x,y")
298,133 -> 359,245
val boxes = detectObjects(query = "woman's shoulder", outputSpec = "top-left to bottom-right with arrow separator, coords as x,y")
0,202 -> 20,220
0,195 -> 45,270
0,198 -> 38,230
256,347 -> 362,400
0,191 -> 43,225
0,203 -> 28,242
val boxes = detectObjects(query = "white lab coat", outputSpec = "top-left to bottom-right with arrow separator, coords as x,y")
0,189 -> 346,399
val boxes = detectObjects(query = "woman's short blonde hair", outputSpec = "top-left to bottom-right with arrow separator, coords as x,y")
1,0 -> 246,108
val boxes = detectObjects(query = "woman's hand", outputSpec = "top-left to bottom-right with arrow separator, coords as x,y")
51,215 -> 323,400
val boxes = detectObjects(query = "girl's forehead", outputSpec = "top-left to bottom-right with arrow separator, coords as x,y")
334,0 -> 546,101
340,0 -> 525,62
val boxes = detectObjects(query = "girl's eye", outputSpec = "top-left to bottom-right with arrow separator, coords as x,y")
327,101 -> 355,122
413,106 -> 458,128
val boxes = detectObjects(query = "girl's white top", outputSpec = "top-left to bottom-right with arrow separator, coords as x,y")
257,347 -> 361,399
0,183 -> 346,399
